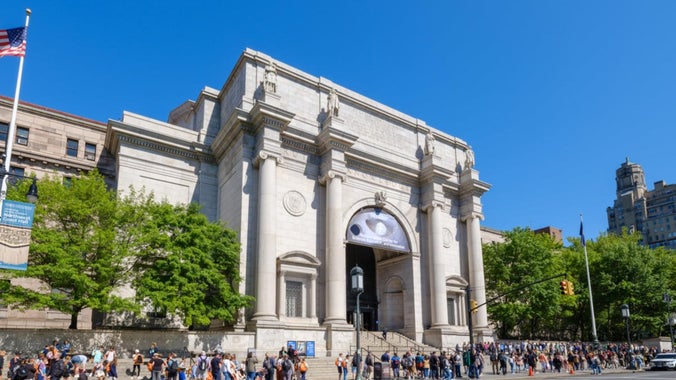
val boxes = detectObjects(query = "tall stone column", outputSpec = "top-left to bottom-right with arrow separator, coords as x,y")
459,160 -> 491,340
466,212 -> 488,329
323,170 -> 346,324
427,202 -> 449,327
253,152 -> 278,320
316,120 -> 357,329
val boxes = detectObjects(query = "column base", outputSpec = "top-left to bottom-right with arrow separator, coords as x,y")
324,321 -> 354,357
423,325 -> 452,349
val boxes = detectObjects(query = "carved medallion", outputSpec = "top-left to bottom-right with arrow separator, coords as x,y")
283,190 -> 307,216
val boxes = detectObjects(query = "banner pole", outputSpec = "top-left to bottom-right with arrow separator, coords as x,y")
1,8 -> 32,202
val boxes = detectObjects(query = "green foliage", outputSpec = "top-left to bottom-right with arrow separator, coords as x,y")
577,231 -> 672,341
2,171 -> 139,328
484,227 -> 676,342
483,227 -> 567,339
1,172 -> 252,329
132,201 -> 253,327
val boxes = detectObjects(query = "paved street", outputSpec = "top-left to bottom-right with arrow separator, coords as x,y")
473,369 -> 673,380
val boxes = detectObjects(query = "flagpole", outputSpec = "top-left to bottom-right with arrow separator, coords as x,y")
1,8 -> 31,202
581,214 -> 599,348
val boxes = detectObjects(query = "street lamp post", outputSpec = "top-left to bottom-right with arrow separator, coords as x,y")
620,303 -> 634,369
621,304 -> 631,348
664,293 -> 675,350
351,265 -> 364,380
0,166 -> 38,204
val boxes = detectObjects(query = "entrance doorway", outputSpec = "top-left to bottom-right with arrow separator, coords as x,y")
345,244 -> 379,331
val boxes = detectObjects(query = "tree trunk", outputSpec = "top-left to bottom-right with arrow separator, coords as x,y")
69,310 -> 79,329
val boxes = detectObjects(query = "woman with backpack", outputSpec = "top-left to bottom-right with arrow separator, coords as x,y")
245,352 -> 258,380
196,352 -> 210,380
297,358 -> 308,380
167,353 -> 180,380
132,350 -> 144,380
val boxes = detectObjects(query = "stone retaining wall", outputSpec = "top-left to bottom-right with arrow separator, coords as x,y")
0,329 -> 256,358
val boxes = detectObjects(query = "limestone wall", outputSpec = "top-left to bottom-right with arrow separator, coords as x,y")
0,329 -> 255,358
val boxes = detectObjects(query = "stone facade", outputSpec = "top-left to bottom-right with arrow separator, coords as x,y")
0,95 -> 116,329
105,49 -> 492,354
607,158 -> 676,248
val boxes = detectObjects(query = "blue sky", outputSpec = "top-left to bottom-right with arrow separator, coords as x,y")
2,1 -> 676,244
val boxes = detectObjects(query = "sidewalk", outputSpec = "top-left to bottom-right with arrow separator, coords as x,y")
466,367 -> 640,379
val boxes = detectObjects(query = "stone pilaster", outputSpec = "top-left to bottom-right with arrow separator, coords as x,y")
317,121 -> 358,327
425,201 -> 449,328
459,168 -> 491,336
249,101 -> 294,323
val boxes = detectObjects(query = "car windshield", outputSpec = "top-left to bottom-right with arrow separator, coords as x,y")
655,354 -> 676,359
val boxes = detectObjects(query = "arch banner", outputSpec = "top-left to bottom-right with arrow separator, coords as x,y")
346,208 -> 410,252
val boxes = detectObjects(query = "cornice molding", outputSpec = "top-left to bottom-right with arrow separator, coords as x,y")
116,135 -> 215,164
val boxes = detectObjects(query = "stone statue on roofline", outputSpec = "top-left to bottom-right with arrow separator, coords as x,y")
264,62 -> 277,93
464,147 -> 475,171
424,132 -> 435,156
327,88 -> 340,117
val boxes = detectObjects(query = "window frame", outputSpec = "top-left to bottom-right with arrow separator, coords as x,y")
15,127 -> 29,146
84,142 -> 97,161
66,138 -> 79,157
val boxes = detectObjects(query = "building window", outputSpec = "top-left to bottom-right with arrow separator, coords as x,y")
286,280 -> 303,317
84,143 -> 96,160
66,138 -> 79,157
16,127 -> 28,145
447,297 -> 457,326
9,167 -> 24,177
0,123 -> 8,143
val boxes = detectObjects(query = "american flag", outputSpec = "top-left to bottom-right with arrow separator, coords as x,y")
0,27 -> 27,57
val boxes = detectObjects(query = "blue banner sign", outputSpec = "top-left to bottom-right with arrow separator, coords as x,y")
0,199 -> 36,270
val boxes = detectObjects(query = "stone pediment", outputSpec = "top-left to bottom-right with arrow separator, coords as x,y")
278,251 -> 321,268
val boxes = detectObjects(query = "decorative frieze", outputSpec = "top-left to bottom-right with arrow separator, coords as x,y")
281,136 -> 318,156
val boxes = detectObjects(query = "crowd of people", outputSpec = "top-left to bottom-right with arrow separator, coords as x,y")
0,341 -> 314,380
337,340 -> 670,380
0,339 -> 670,380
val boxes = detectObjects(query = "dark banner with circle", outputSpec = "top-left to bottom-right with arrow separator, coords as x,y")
346,208 -> 410,253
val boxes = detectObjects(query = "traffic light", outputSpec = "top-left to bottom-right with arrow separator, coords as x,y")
560,280 -> 568,295
470,299 -> 478,313
567,281 -> 575,295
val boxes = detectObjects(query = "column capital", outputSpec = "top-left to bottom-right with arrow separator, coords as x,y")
254,150 -> 283,167
422,200 -> 445,213
319,170 -> 347,185
460,212 -> 484,223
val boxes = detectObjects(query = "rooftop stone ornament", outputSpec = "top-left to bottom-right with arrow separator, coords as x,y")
424,133 -> 435,156
327,88 -> 340,117
464,148 -> 475,171
263,62 -> 277,93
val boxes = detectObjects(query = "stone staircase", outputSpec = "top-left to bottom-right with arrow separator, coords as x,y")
113,332 -> 440,380
301,331 -> 440,380
357,331 -> 439,356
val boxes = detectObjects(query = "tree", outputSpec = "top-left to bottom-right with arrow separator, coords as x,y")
1,172 -> 252,329
571,231 -> 673,341
483,227 -> 569,339
2,171 -> 140,328
133,201 -> 253,328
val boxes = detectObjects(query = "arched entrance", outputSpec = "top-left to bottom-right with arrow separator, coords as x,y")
345,244 -> 378,331
344,207 -> 411,332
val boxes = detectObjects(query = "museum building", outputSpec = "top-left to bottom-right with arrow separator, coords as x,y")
103,49 -> 492,354
0,49 -> 492,354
